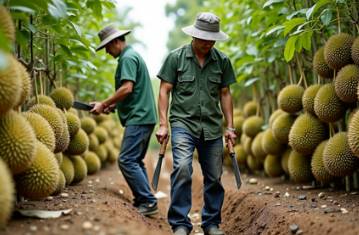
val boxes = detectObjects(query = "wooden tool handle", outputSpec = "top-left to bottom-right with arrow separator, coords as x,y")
227,139 -> 235,154
159,135 -> 170,155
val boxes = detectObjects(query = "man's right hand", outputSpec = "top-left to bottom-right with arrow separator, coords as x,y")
156,125 -> 169,144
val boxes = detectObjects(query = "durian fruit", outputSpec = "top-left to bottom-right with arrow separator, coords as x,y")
105,141 -> 118,163
95,144 -> 108,163
55,152 -> 63,166
251,132 -> 266,162
348,110 -> 359,156
94,126 -> 108,144
243,101 -> 257,117
242,116 -> 263,138
311,140 -> 335,183
65,129 -> 89,155
89,133 -> 99,151
60,156 -> 74,185
0,158 -> 14,228
277,85 -> 304,113
335,64 -> 359,103
68,108 -> 78,116
27,95 -> 56,108
233,115 -> 244,137
324,33 -> 354,70
81,117 -> 97,134
30,104 -> 64,149
272,113 -> 296,144
302,84 -> 321,115
0,6 -> 15,43
262,129 -> 283,155
23,112 -> 56,152
16,142 -> 59,200
288,150 -> 312,183
70,155 -> 87,185
65,112 -> 80,137
92,114 -> 111,124
49,87 -> 74,110
52,170 -> 66,195
313,47 -> 334,78
323,132 -> 359,177
14,60 -> 32,107
246,154 -> 262,172
0,110 -> 36,174
83,151 -> 101,174
281,148 -> 291,175
289,113 -> 327,155
314,83 -> 345,123
269,109 -> 284,127
0,55 -> 21,114
233,108 -> 242,117
264,154 -> 283,177
242,135 -> 253,156
55,109 -> 70,153
235,145 -> 247,166
352,36 -> 359,65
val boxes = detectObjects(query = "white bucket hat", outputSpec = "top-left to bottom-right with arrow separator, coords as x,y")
96,25 -> 131,51
182,12 -> 228,41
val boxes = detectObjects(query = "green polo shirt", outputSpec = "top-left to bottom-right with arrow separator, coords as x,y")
115,46 -> 157,126
157,43 -> 236,140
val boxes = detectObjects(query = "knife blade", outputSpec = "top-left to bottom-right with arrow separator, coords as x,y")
151,136 -> 169,191
73,101 -> 94,111
227,140 -> 242,189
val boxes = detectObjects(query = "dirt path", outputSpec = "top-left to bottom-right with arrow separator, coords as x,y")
2,151 -> 359,235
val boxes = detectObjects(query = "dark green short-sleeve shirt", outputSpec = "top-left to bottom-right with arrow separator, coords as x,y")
115,46 -> 157,126
157,43 -> 236,140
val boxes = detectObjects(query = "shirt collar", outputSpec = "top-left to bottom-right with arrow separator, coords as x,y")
185,43 -> 217,61
117,45 -> 131,60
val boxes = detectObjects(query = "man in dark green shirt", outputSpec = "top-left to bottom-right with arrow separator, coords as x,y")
156,13 -> 237,235
91,25 -> 158,216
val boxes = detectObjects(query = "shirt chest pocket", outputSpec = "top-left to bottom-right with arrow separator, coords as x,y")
177,74 -> 196,96
207,72 -> 222,98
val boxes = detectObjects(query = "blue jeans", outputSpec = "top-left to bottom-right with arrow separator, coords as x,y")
168,127 -> 224,232
118,125 -> 156,205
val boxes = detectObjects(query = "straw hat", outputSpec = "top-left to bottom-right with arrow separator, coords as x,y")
96,25 -> 131,51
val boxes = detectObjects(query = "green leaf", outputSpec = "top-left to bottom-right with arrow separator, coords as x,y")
59,44 -> 72,56
284,35 -> 298,62
244,77 -> 260,87
48,0 -> 67,19
301,31 -> 313,51
283,17 -> 305,36
69,21 -> 82,37
9,6 -> 35,14
263,0 -> 283,9
306,0 -> 331,19
265,25 -> 284,36
320,9 -> 332,25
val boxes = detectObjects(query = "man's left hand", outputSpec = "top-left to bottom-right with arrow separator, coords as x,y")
90,102 -> 105,115
225,129 -> 237,147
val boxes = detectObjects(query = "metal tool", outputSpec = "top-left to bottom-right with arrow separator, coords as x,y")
73,101 -> 94,111
151,136 -> 169,191
227,140 -> 242,189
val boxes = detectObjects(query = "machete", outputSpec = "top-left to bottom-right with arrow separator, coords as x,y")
151,136 -> 169,191
227,140 -> 242,189
72,101 -> 115,113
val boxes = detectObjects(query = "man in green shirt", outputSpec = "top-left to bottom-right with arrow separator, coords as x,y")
91,25 -> 158,216
156,12 -> 237,235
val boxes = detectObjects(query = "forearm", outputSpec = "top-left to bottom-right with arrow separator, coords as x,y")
220,88 -> 234,129
102,83 -> 132,107
158,88 -> 170,127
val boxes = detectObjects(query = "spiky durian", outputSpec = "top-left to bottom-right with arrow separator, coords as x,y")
277,85 -> 304,113
60,156 -> 74,185
289,113 -> 327,155
0,110 -> 36,174
264,154 -> 283,177
335,64 -> 359,103
27,95 -> 56,108
233,115 -> 244,137
65,112 -> 80,137
323,132 -> 359,177
313,47 -> 334,78
49,87 -> 74,110
55,152 -> 63,166
243,101 -> 258,117
352,36 -> 359,65
314,83 -> 345,123
242,116 -> 263,138
14,60 -> 32,107
70,155 -> 87,185
271,113 -> 296,144
55,109 -> 70,153
65,129 -> 89,155
251,132 -> 266,162
311,140 -> 335,183
95,144 -> 108,163
89,133 -> 99,151
0,55 -> 21,114
302,84 -> 321,115
94,126 -> 108,144
281,148 -> 291,175
68,108 -> 79,116
246,155 -> 262,172
269,109 -> 285,127
288,150 -> 312,183
23,112 -> 56,152
83,151 -> 101,174
348,110 -> 359,156
0,158 -> 14,228
262,128 -> 283,155
81,117 -> 97,134
0,6 -> 15,43
324,33 -> 354,70
52,170 -> 66,195
235,145 -> 247,165
15,142 -> 59,199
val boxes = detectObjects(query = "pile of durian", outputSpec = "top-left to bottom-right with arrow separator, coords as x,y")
228,32 -> 359,186
0,6 -> 123,228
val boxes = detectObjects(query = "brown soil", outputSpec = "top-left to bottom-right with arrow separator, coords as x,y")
1,151 -> 359,235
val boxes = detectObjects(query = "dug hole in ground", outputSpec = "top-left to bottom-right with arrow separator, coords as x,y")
2,150 -> 359,235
